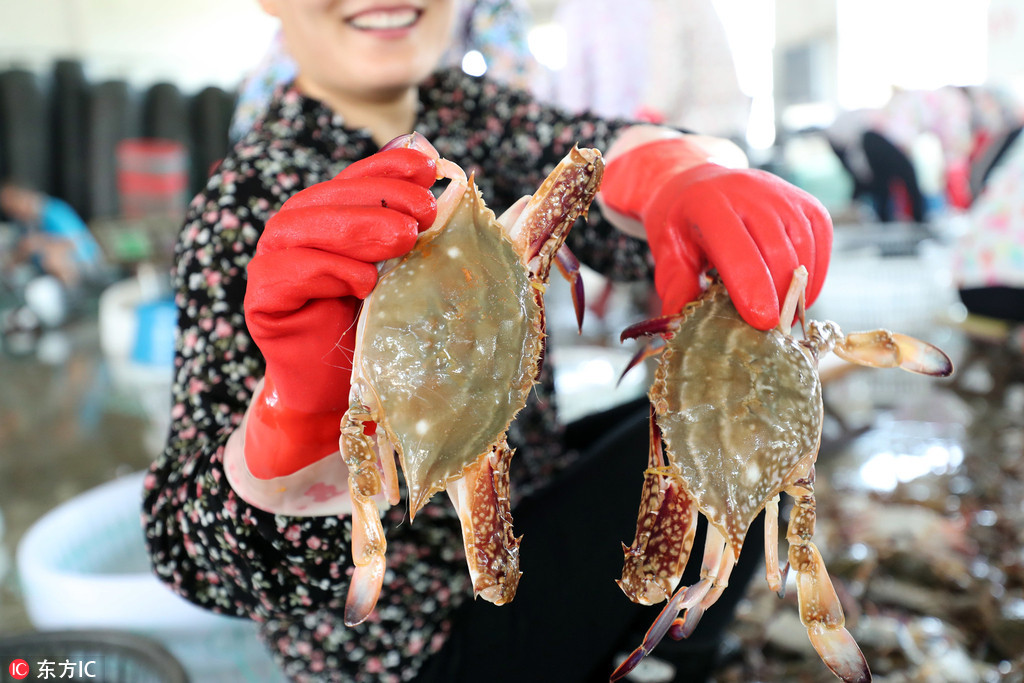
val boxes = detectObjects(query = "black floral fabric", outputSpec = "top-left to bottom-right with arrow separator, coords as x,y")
143,67 -> 653,682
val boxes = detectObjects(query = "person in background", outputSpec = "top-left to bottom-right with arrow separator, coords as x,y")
826,85 -> 1021,224
142,1 -> 832,681
447,0 -> 536,88
0,182 -> 104,290
0,182 -> 106,332
534,0 -> 750,140
954,130 -> 1024,324
227,30 -> 297,143
964,84 -> 1023,200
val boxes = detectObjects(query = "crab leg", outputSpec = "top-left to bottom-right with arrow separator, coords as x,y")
609,574 -> 711,682
611,527 -> 731,682
340,404 -> 388,626
785,471 -> 870,683
764,495 -> 789,596
780,263 -> 949,377
375,430 -> 401,507
618,340 -> 665,384
669,526 -> 735,640
618,315 -> 680,382
620,314 -> 682,343
446,439 -> 522,605
618,407 -> 698,605
779,266 -> 809,336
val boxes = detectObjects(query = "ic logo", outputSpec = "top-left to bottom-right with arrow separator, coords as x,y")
8,659 -> 30,680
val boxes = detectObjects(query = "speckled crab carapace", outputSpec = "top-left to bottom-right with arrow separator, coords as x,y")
610,266 -> 953,683
339,133 -> 604,627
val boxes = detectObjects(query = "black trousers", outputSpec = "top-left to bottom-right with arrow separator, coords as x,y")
959,286 -> 1024,323
419,399 -> 764,683
862,130 -> 926,223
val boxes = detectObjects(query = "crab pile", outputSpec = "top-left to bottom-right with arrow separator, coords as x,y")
714,389 -> 1024,683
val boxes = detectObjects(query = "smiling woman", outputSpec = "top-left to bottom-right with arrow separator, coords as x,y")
257,0 -> 459,143
141,0 -> 837,680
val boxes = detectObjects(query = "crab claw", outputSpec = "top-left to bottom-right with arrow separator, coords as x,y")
617,413 -> 698,604
835,330 -> 954,377
555,244 -> 586,332
810,625 -> 872,683
508,145 -> 604,279
446,441 -> 522,606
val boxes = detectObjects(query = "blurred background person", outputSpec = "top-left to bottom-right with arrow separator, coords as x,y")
826,86 -> 972,223
954,130 -> 1024,324
1,182 -> 103,290
534,0 -> 750,141
826,84 -> 1021,224
1,182 -> 106,331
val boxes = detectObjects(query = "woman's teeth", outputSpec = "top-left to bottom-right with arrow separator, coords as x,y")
349,9 -> 420,30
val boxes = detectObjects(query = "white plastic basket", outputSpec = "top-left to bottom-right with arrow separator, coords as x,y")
16,472 -> 284,682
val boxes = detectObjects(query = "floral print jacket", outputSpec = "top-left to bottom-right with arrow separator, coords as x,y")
143,67 -> 652,682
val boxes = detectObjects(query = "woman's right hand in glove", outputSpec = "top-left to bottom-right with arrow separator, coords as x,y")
241,147 -> 438,481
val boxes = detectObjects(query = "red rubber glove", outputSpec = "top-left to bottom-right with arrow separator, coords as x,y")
600,137 -> 832,330
242,148 -> 438,479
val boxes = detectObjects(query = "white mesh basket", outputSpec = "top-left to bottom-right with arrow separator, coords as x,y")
810,228 -> 963,407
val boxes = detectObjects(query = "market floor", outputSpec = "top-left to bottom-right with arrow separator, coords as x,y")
0,317 -> 158,634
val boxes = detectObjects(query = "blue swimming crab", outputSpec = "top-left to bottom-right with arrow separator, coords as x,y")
339,133 -> 603,626
611,266 -> 954,682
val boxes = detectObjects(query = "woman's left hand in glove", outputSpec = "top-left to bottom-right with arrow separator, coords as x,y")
599,128 -> 833,330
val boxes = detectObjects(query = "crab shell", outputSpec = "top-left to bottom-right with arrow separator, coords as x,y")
652,280 -> 822,554
349,146 -> 604,515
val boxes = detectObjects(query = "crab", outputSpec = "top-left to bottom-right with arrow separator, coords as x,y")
610,266 -> 954,683
339,133 -> 604,626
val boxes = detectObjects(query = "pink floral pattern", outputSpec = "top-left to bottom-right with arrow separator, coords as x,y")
955,132 -> 1024,288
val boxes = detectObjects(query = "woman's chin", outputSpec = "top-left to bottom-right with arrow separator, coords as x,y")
356,60 -> 442,94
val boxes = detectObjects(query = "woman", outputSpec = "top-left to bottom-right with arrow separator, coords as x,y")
142,1 -> 831,681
